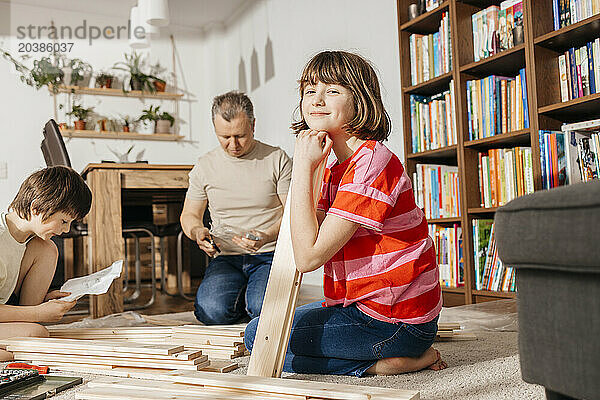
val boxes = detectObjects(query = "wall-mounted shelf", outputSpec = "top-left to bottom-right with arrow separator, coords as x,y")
52,35 -> 183,141
50,85 -> 183,100
61,129 -> 184,142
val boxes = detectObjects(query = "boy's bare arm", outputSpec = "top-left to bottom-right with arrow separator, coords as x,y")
0,301 -> 75,323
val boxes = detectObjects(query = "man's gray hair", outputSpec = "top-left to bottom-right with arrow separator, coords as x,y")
211,91 -> 255,124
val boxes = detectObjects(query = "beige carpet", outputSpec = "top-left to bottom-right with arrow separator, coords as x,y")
31,298 -> 545,399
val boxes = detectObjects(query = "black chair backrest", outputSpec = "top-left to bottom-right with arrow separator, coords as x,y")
41,119 -> 71,167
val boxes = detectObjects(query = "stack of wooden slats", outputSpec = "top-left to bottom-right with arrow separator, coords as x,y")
170,324 -> 247,360
0,337 -> 209,371
48,326 -> 172,341
436,322 -> 477,341
47,324 -> 248,360
72,370 -> 419,400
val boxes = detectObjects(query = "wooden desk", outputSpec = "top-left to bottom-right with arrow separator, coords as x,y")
82,163 -> 193,318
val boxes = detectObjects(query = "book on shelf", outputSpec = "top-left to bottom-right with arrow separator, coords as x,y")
472,219 -> 516,292
425,0 -> 443,12
472,1 -> 524,62
408,12 -> 451,86
560,118 -> 600,184
412,163 -> 460,219
539,128 -> 599,188
478,147 -> 534,207
429,224 -> 463,288
466,68 -> 528,140
558,39 -> 600,102
409,82 -> 457,152
553,0 -> 600,29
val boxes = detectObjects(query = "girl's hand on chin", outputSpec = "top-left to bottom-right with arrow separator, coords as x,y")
294,129 -> 333,169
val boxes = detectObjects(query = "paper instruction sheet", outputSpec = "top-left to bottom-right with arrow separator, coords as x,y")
59,260 -> 123,302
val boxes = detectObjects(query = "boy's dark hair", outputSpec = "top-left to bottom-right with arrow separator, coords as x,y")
291,50 -> 391,142
10,166 -> 92,222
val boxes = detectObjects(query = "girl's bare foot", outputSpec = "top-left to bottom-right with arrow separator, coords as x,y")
365,347 -> 447,375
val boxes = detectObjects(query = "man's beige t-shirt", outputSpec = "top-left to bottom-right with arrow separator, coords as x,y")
186,140 -> 292,255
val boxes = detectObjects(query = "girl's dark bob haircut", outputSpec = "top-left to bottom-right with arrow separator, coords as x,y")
291,51 -> 391,142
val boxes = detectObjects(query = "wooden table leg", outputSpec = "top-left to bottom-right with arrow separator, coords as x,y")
166,203 -> 190,295
87,170 -> 124,317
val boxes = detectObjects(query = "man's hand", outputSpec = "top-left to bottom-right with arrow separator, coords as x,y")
36,299 -> 77,322
232,230 -> 267,253
44,290 -> 71,302
191,226 -> 218,257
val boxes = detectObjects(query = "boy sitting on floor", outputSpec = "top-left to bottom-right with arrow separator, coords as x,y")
0,166 -> 92,360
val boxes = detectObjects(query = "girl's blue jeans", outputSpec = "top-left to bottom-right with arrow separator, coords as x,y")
194,252 -> 273,325
244,300 -> 439,376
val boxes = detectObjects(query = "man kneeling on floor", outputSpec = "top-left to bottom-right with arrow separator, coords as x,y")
180,91 -> 292,325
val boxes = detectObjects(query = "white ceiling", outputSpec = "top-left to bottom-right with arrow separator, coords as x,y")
5,0 -> 251,30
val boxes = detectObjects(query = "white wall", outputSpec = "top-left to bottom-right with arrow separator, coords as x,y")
0,1 -> 207,208
200,0 -> 404,284
195,0 -> 404,160
0,0 -> 403,285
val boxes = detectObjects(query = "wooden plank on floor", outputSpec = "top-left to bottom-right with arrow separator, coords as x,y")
50,368 -> 418,400
1,337 -> 183,355
200,360 -> 239,373
247,161 -> 327,378
6,345 -> 203,361
12,352 -> 209,370
87,377 -> 306,400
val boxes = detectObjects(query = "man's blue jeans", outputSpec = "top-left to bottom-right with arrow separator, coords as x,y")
244,301 -> 439,376
194,252 -> 273,325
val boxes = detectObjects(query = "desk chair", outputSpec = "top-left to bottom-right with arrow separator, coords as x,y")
41,119 -> 158,310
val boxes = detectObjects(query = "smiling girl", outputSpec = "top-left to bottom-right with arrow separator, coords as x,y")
245,51 -> 447,376
0,166 -> 91,360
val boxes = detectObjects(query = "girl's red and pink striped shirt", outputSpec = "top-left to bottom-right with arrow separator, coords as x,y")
317,140 -> 442,324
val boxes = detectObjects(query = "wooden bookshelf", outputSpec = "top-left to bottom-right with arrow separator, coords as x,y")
429,217 -> 462,224
406,144 -> 458,160
403,71 -> 454,95
396,0 -> 597,304
464,129 -> 531,149
399,1 -> 450,33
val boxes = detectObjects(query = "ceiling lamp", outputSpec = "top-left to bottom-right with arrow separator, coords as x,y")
146,0 -> 170,27
138,0 -> 160,39
129,5 -> 149,48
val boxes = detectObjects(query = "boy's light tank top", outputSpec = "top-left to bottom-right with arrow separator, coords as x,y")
0,212 -> 28,304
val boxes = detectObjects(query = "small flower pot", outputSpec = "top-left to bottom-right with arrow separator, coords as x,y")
153,80 -> 166,92
74,120 -> 86,130
58,122 -> 68,131
123,126 -> 130,132
130,78 -> 143,91
155,119 -> 172,133
137,120 -> 155,134
96,77 -> 113,89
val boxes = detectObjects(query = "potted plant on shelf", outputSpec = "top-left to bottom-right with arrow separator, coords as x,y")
138,105 -> 159,134
113,51 -> 156,93
150,61 -> 168,92
95,71 -> 114,89
1,49 -> 64,92
120,115 -> 134,132
155,109 -> 175,133
66,104 -> 93,130
138,105 -> 175,134
67,58 -> 93,87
